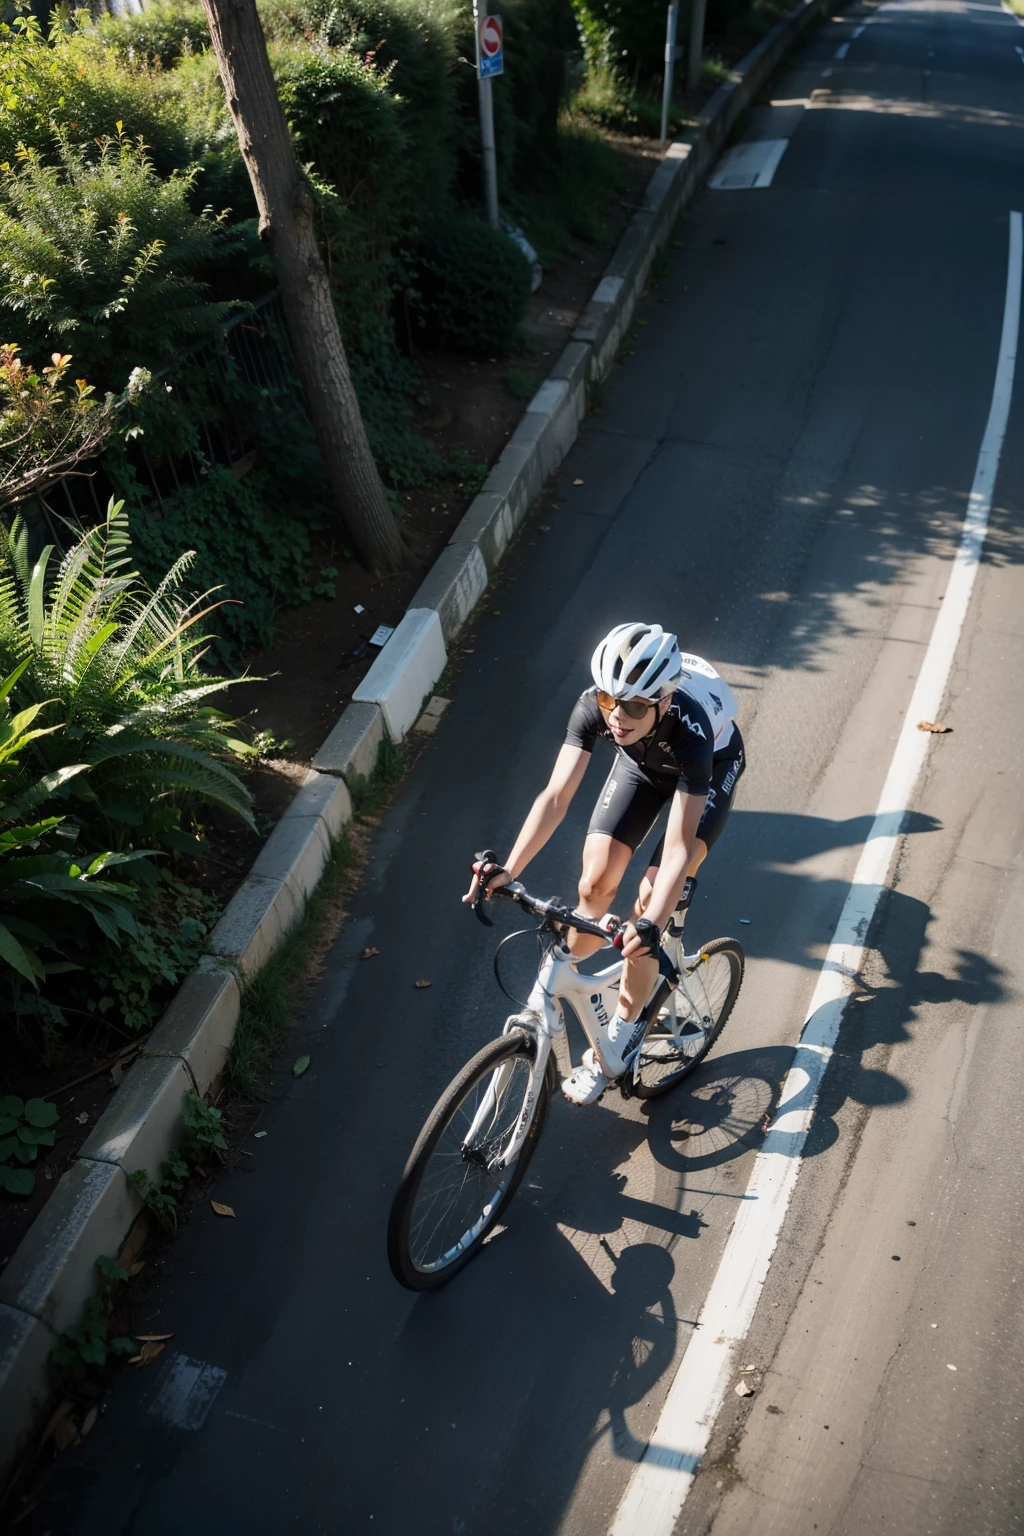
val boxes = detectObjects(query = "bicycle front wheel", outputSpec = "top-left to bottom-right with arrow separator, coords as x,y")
387,1031 -> 549,1290
631,937 -> 744,1099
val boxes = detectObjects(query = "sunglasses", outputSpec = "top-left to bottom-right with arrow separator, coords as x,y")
596,690 -> 655,720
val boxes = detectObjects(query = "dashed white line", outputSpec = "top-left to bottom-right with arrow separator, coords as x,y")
852,22 -> 867,35
835,40 -> 850,57
608,209 -> 1023,1536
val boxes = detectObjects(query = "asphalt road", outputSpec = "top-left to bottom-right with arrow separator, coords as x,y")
23,2 -> 1024,1531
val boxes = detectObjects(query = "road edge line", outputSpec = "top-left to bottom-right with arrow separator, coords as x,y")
609,209 -> 1023,1536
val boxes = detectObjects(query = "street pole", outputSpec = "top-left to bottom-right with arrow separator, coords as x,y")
660,3 -> 679,144
473,0 -> 500,229
687,0 -> 708,93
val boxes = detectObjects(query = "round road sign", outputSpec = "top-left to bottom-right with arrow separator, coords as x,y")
480,14 -> 502,57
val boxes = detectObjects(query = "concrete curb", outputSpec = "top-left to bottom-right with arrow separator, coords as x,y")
0,0 -> 829,1482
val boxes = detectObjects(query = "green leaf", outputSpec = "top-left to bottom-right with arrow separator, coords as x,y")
0,1135 -> 19,1161
0,1117 -> 17,1136
14,1143 -> 37,1164
0,1097 -> 25,1117
0,1165 -> 35,1196
24,1098 -> 58,1128
96,1254 -> 128,1282
292,1055 -> 311,1078
0,920 -> 40,983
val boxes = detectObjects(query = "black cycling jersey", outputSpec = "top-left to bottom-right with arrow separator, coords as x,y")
564,686 -> 715,795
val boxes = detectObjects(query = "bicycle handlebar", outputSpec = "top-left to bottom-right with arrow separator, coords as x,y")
472,879 -> 622,942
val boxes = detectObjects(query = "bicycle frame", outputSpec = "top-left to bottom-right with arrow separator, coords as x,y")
466,932 -> 711,1176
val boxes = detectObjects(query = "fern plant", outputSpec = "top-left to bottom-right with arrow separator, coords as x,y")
0,501 -> 254,856
0,657 -> 137,987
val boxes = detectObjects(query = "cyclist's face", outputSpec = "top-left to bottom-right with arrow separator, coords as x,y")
600,695 -> 658,744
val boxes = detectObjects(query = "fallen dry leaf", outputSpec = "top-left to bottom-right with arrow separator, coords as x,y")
129,1339 -> 166,1367
917,719 -> 951,733
54,1414 -> 79,1452
735,1379 -> 756,1398
80,1406 -> 98,1438
127,1260 -> 146,1277
572,477 -> 584,486
135,1333 -> 174,1342
211,1200 -> 235,1218
414,979 -> 432,989
40,1398 -> 75,1449
361,946 -> 380,960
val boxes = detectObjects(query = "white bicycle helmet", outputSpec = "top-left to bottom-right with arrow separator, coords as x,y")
591,623 -> 682,701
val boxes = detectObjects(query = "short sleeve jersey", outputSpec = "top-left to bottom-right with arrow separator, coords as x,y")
564,685 -> 716,795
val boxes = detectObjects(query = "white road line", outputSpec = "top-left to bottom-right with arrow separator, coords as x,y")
835,40 -> 851,57
709,139 -> 790,191
609,208 -> 1023,1536
852,22 -> 866,35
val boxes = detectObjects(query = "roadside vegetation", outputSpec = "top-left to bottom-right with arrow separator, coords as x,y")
0,0 -> 780,1182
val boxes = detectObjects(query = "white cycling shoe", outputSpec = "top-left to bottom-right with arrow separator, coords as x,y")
562,1049 -> 616,1106
562,1014 -> 647,1105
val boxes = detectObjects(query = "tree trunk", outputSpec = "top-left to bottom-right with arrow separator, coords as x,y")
200,0 -> 405,574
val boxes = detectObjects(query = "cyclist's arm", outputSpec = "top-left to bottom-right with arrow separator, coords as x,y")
462,743 -> 590,905
641,786 -> 706,931
505,744 -> 590,879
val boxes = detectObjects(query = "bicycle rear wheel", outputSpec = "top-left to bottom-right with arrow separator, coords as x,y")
631,937 -> 744,1099
387,1031 -> 549,1290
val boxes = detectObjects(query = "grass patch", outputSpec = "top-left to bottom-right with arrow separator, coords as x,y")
506,367 -> 538,401
515,117 -> 626,263
701,53 -> 733,88
224,739 -> 408,1100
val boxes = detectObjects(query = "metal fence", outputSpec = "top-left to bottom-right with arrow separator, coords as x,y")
20,289 -> 306,549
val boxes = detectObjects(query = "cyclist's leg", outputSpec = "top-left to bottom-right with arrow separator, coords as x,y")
572,760 -> 668,959
638,725 -> 747,914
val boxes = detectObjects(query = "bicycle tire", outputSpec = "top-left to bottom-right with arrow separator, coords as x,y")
631,937 -> 744,1099
387,1031 -> 550,1291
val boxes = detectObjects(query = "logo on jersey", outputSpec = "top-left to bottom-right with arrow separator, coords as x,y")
601,778 -> 617,809
667,699 -> 707,738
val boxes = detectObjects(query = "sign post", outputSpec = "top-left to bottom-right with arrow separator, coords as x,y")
660,3 -> 680,144
473,3 -> 503,228
687,0 -> 708,93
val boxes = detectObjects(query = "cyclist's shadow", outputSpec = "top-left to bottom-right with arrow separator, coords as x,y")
391,1225 -> 682,1531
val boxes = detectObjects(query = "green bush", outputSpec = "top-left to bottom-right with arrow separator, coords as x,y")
0,128 -> 246,394
409,215 -> 532,355
0,502 -> 254,858
94,1 -> 211,68
0,1095 -> 59,1197
86,870 -> 221,1032
129,464 -> 319,654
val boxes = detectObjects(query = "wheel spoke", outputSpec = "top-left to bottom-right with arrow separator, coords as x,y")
405,1052 -> 535,1274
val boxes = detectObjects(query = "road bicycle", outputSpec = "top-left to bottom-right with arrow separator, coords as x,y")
387,875 -> 744,1290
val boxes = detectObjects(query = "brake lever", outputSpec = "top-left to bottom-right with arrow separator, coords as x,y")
473,898 -> 494,928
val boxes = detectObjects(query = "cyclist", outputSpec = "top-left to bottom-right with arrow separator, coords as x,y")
464,622 -> 744,1105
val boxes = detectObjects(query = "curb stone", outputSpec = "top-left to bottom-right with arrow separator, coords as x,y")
0,0 -> 831,1482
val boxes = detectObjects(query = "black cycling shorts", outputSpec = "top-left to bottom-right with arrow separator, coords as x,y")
586,727 -> 745,866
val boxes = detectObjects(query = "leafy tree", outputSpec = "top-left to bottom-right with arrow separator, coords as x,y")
200,0 -> 405,573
